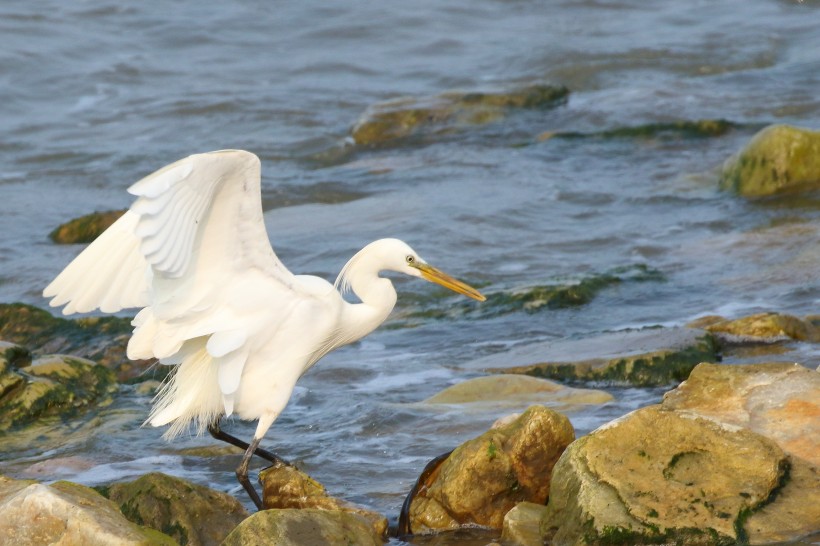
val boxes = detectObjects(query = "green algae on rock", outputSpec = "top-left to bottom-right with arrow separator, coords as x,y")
547,119 -> 740,142
0,475 -> 177,546
351,83 -> 568,146
466,327 -> 717,387
0,303 -> 153,382
0,354 -> 117,431
720,124 -> 820,198
221,508 -> 383,546
100,472 -> 248,546
49,209 -> 126,244
406,406 -> 574,533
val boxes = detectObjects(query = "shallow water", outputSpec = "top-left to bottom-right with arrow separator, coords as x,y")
1,0 -> 819,542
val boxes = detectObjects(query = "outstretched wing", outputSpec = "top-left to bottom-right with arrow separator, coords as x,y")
44,149 -> 296,316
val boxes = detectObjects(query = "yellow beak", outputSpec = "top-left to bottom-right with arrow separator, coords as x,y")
413,262 -> 486,302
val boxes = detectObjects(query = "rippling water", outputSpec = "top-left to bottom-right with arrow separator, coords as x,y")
1,0 -> 819,541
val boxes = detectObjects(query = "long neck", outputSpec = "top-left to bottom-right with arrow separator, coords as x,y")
335,246 -> 399,345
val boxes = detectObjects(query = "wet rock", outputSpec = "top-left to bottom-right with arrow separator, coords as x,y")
221,508 -> 383,546
541,362 -> 820,545
49,209 -> 126,244
422,375 -> 613,411
99,472 -> 248,546
260,463 -> 388,539
0,340 -> 32,369
351,83 -> 568,146
0,303 -> 154,382
547,119 -> 739,141
501,502 -> 548,546
465,327 -> 717,387
720,124 -> 820,197
0,354 -> 117,431
689,312 -> 820,343
407,406 -> 574,533
0,475 -> 176,546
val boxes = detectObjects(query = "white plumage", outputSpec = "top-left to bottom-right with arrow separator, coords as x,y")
43,149 -> 485,507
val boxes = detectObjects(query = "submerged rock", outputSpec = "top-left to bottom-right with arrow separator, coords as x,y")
546,119 -> 739,141
465,327 -> 717,387
422,375 -> 613,411
541,362 -> 820,545
351,83 -> 568,146
720,124 -> 820,197
0,475 -> 176,546
0,303 -> 153,382
100,472 -> 248,546
406,406 -> 574,533
221,508 -> 383,546
0,353 -> 117,431
259,463 -> 388,539
49,209 -> 126,244
689,312 -> 820,344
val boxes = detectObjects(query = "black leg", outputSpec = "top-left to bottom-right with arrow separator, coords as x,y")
207,421 -> 291,466
237,437 -> 264,510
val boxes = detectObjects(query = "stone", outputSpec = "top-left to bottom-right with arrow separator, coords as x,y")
260,463 -> 388,539
49,209 -> 126,244
351,83 -> 568,146
0,303 -> 154,382
0,476 -> 176,546
464,327 -> 717,387
720,124 -> 820,197
100,472 -> 248,546
220,508 -> 382,546
690,312 -> 820,343
0,354 -> 118,431
407,406 -> 574,533
422,374 -> 613,411
501,502 -> 549,546
541,362 -> 820,545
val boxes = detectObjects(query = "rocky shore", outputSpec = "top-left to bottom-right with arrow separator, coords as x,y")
1,120 -> 819,545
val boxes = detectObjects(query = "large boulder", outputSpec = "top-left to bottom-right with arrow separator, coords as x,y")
0,353 -> 117,431
720,124 -> 820,197
221,508 -> 383,546
0,476 -> 176,546
406,405 -> 574,533
541,362 -> 820,545
100,472 -> 248,546
259,463 -> 388,539
464,327 -> 717,387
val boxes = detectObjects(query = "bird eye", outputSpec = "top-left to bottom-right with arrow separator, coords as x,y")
406,255 -> 415,264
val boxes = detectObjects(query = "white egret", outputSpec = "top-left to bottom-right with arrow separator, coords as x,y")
43,150 -> 485,508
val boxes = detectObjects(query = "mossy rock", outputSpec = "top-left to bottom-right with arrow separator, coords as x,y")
0,354 -> 117,431
351,83 -> 568,146
100,472 -> 248,546
0,303 -> 154,382
689,312 -> 820,343
467,328 -> 717,387
49,210 -> 126,244
719,124 -> 820,197
549,119 -> 739,141
221,508 -> 383,546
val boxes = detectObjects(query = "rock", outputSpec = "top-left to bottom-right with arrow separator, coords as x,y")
220,508 -> 383,546
407,406 -> 574,533
0,354 -> 118,431
0,475 -> 176,545
501,502 -> 549,546
689,312 -> 820,343
0,303 -> 155,382
351,83 -> 568,146
464,327 -> 717,387
49,209 -> 126,244
422,375 -> 613,411
541,362 -> 820,545
99,472 -> 248,546
720,124 -> 820,197
259,463 -> 388,539
548,119 -> 738,141
0,340 -> 32,369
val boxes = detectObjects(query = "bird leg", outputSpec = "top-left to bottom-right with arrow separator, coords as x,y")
207,421 -> 291,466
237,436 -> 264,509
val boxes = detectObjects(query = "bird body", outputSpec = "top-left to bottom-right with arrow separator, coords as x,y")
43,149 -> 485,507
